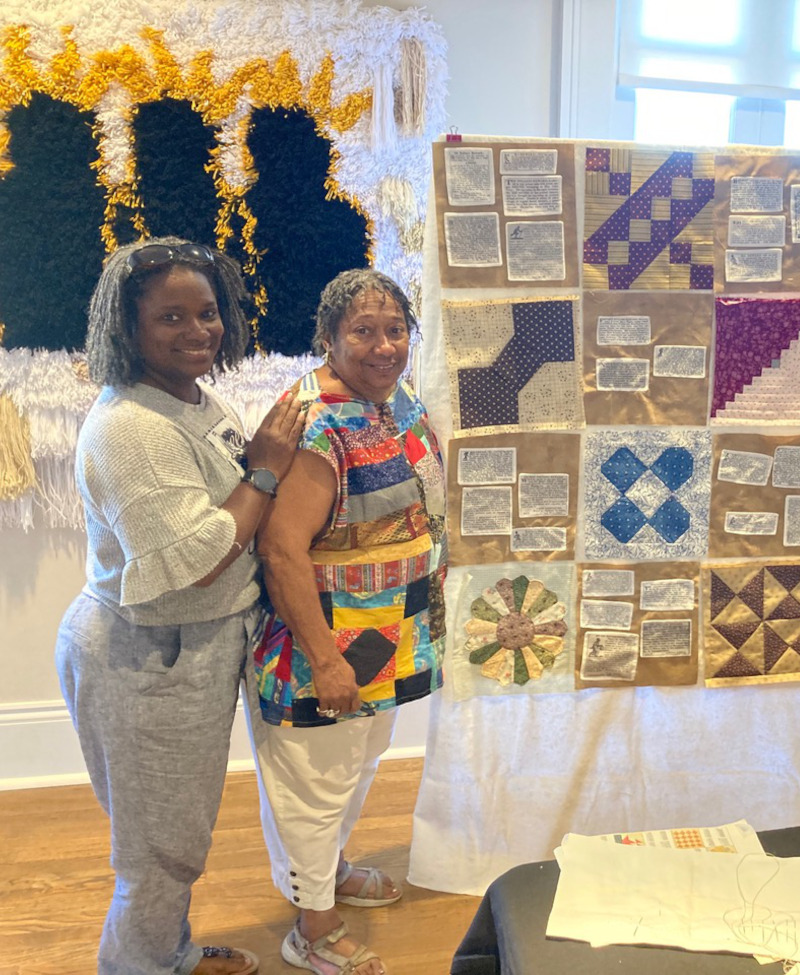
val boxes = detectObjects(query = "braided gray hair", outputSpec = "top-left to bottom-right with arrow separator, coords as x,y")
85,236 -> 250,386
312,268 -> 417,356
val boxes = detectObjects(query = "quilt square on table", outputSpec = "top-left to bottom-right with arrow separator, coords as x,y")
441,296 -> 584,436
583,147 -> 714,291
711,297 -> 800,423
703,562 -> 800,686
584,429 -> 712,560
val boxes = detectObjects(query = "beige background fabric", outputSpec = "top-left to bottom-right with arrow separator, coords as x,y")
582,290 -> 713,426
575,561 -> 699,688
433,140 -> 579,289
713,154 -> 800,294
446,431 -> 580,565
709,432 -> 800,557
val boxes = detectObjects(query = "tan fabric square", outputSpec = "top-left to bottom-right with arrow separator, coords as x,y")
607,241 -> 629,264
585,172 -> 610,196
651,197 -> 671,220
629,219 -> 651,241
609,147 -> 631,173
671,177 -> 693,199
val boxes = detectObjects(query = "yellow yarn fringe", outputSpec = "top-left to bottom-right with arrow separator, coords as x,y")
0,394 -> 36,500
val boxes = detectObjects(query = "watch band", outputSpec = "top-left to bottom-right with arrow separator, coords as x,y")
242,467 -> 279,498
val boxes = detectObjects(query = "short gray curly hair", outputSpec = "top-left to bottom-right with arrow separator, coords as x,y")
85,236 -> 250,386
312,268 -> 417,356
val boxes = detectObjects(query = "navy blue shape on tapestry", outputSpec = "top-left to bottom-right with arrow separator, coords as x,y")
601,497 -> 648,543
457,300 -> 575,428
600,447 -> 648,493
651,447 -> 694,491
648,497 -> 691,543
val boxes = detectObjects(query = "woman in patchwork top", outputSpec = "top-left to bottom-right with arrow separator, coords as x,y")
247,268 -> 447,975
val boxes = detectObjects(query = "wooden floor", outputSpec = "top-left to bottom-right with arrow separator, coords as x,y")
1,759 -> 481,975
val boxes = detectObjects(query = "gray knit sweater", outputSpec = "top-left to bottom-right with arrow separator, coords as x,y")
77,381 -> 260,625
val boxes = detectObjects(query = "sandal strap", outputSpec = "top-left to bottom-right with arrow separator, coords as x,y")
202,947 -> 236,959
292,921 -> 380,974
308,922 -> 349,953
335,860 -> 354,887
335,862 -> 387,900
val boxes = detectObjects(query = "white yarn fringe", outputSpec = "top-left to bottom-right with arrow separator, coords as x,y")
378,176 -> 418,232
399,37 -> 426,136
213,352 -> 320,438
371,58 -> 397,152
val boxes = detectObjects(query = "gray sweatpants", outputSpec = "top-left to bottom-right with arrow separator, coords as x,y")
55,591 -> 258,975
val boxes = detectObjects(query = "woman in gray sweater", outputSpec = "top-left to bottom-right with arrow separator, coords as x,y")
56,238 -> 302,975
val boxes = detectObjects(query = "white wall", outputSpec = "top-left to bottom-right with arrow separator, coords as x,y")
0,0 -> 561,788
365,0 -> 558,137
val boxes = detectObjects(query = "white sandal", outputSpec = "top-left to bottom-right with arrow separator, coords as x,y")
334,861 -> 402,908
281,920 -> 383,975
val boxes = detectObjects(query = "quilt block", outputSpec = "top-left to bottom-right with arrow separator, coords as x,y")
704,562 -> 800,686
584,147 -> 714,291
584,430 -> 712,560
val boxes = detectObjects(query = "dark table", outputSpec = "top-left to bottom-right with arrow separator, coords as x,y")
451,827 -> 800,975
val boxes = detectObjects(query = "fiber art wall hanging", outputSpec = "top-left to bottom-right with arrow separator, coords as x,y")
428,134 -> 800,692
0,0 -> 446,529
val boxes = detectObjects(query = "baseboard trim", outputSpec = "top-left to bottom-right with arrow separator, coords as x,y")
0,700 -> 426,792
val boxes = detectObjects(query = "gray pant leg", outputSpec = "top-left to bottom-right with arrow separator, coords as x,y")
56,594 -> 254,975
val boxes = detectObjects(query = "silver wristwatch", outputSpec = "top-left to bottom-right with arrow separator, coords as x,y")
241,468 -> 279,498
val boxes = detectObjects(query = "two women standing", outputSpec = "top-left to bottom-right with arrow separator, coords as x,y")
56,242 -> 446,975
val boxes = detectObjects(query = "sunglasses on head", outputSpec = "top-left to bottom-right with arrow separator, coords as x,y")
126,242 -> 215,274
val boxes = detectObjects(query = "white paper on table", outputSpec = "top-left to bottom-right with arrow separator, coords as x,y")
547,831 -> 800,962
559,819 -> 766,856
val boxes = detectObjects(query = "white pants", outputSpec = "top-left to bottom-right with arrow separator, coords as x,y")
244,677 -> 396,911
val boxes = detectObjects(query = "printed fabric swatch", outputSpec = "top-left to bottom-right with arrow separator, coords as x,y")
584,429 -> 712,560
448,561 -> 575,701
703,562 -> 800,686
441,296 -> 584,436
583,147 -> 714,291
712,298 -> 800,423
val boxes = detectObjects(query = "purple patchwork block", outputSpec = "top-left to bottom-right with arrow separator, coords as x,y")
609,171 -> 632,196
586,147 -> 611,172
690,264 -> 713,290
670,241 -> 693,264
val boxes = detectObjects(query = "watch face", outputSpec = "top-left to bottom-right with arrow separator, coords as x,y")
248,468 -> 278,496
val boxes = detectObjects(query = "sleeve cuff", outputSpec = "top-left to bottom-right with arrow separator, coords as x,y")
119,509 -> 236,606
